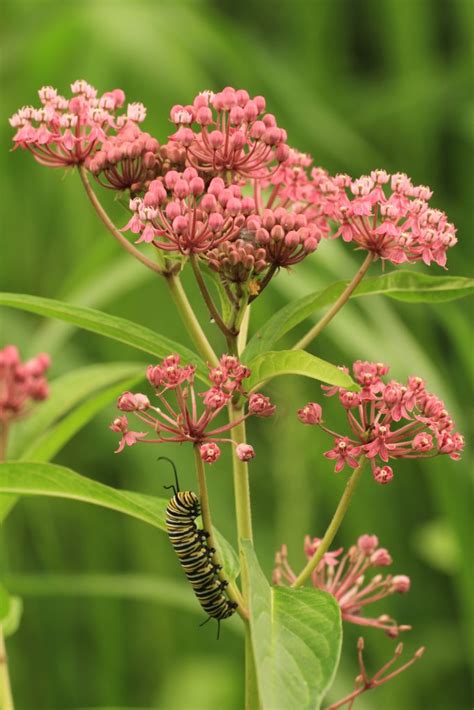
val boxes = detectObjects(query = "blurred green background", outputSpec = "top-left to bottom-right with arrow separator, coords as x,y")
1,0 -> 473,708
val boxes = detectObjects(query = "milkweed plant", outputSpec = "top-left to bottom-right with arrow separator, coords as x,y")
1,80 -> 472,710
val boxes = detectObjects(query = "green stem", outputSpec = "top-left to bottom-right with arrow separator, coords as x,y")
293,253 -> 374,350
291,457 -> 367,588
0,626 -> 13,710
165,273 -> 218,366
245,625 -> 259,710
78,166 -> 218,366
78,165 -> 164,276
0,432 -> 13,710
193,446 -> 247,618
190,255 -> 234,338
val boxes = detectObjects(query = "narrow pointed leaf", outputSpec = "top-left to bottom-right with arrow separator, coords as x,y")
246,350 -> 358,391
243,542 -> 342,710
0,462 -> 239,581
244,271 -> 474,360
0,293 -> 208,380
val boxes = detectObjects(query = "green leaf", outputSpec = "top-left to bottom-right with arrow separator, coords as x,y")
246,350 -> 358,391
0,462 -> 239,582
244,271 -> 474,360
243,542 -> 342,710
0,293 -> 208,381
10,363 -> 144,460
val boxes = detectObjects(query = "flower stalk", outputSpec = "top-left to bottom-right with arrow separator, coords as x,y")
294,252 -> 374,350
291,457 -> 367,588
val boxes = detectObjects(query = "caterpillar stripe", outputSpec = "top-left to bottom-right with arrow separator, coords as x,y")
166,490 -> 237,622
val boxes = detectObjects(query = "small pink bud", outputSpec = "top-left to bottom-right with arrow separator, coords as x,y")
199,442 -> 221,464
117,391 -> 150,411
236,443 -> 255,461
392,575 -> 411,593
371,548 -> 392,566
297,402 -> 322,425
357,534 -> 379,555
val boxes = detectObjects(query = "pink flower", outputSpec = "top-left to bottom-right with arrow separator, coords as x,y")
9,81 -> 145,168
324,437 -> 361,473
0,345 -> 51,423
169,87 -> 289,180
274,534 -> 412,637
298,359 -> 463,482
109,353 -> 270,462
199,442 -> 221,464
320,170 -> 457,267
248,392 -> 276,417
297,402 -> 322,425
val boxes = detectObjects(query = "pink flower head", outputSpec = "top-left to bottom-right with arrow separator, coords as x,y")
109,353 -> 271,463
297,402 -> 322,425
321,170 -> 457,267
299,360 -> 463,481
274,534 -> 412,637
123,170 -> 256,254
169,87 -> 289,180
0,345 -> 51,423
86,121 -> 161,192
9,81 -> 145,168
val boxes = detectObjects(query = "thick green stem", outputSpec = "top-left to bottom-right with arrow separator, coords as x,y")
291,457 -> 367,588
293,253 -> 374,350
165,273 -> 218,366
193,447 -> 247,617
245,625 -> 259,710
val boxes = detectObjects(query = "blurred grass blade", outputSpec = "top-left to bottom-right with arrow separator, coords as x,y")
0,293 -> 208,381
0,462 -> 239,581
244,271 -> 474,360
246,350 -> 358,391
243,542 -> 342,710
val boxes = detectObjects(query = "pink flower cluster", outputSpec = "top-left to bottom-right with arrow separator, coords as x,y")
109,354 -> 275,463
9,80 -> 146,167
124,169 -> 256,252
274,534 -> 411,637
169,87 -> 289,179
86,121 -> 161,192
320,170 -> 457,266
298,361 -> 463,482
10,82 -> 459,287
0,345 -> 50,423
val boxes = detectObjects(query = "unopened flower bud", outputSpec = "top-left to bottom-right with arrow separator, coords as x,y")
297,402 -> 322,425
236,443 -> 255,461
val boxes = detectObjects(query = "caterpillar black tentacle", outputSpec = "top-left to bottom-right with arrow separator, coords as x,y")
162,460 -> 237,627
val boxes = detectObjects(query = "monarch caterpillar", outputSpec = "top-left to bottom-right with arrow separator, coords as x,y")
162,458 -> 237,635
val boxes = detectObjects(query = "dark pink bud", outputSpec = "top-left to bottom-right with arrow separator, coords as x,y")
196,106 -> 212,125
236,443 -> 255,461
297,402 -> 322,425
248,392 -> 276,417
392,575 -> 411,593
373,465 -> 394,485
174,179 -> 190,199
117,391 -> 150,411
371,548 -> 392,566
208,130 -> 224,149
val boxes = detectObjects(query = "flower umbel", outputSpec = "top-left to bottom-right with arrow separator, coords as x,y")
298,360 -> 463,481
9,81 -> 146,168
322,171 -> 457,267
326,637 -> 425,710
0,345 -> 50,424
109,354 -> 274,462
273,534 -> 411,637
